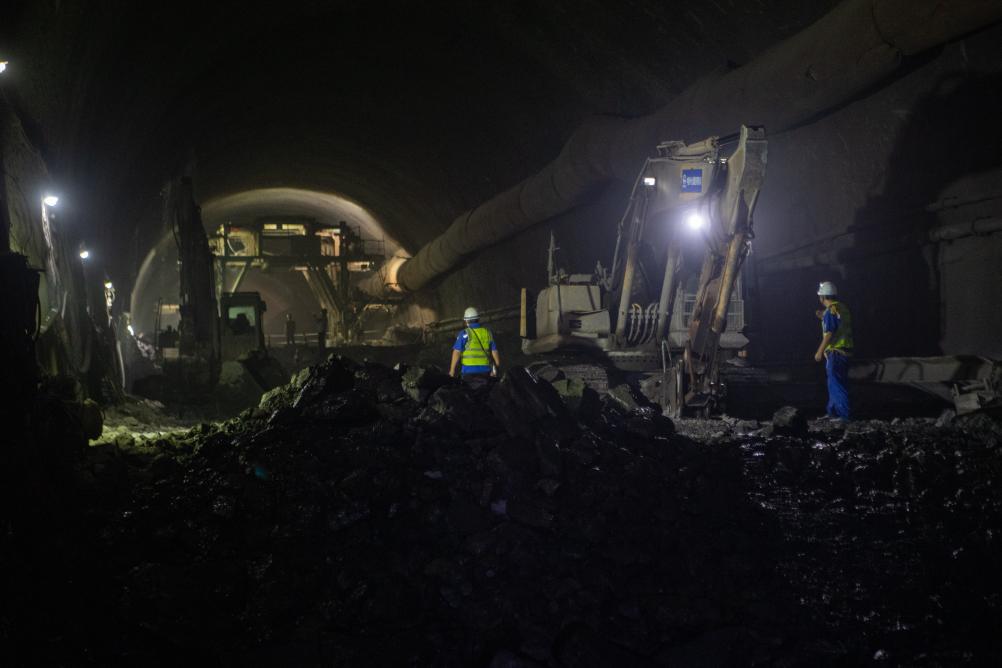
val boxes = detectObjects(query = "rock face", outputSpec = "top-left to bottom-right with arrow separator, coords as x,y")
607,383 -> 644,414
488,366 -> 574,439
625,406 -> 675,439
400,363 -> 451,402
79,399 -> 104,440
768,405 -> 808,436
8,356 -> 1002,666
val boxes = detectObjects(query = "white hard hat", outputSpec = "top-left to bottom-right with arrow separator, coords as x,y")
817,281 -> 838,297
463,306 -> 480,320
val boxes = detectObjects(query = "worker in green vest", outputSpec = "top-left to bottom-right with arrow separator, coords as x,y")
814,281 -> 853,420
449,306 -> 501,389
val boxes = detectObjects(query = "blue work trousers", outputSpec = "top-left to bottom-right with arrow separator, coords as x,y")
461,373 -> 492,392
825,351 -> 850,419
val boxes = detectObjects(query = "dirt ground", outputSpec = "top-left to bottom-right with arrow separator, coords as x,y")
4,356 -> 1000,666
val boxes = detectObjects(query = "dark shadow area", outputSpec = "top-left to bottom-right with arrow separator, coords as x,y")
5,355 -> 1001,665
753,265 -> 845,366
837,72 -> 1002,358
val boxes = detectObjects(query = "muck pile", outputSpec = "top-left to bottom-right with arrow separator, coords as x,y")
4,356 -> 1001,666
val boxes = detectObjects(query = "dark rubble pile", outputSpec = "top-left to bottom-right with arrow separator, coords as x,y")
13,358 -> 1002,665
740,410 -> 1002,665
83,356 -> 788,665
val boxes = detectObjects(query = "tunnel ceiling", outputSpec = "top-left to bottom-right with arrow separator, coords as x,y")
4,0 -> 841,282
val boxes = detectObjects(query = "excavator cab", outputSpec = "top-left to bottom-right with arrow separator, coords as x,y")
220,292 -> 267,361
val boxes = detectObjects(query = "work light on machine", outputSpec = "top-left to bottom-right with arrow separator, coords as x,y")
686,212 -> 706,230
43,194 -> 59,207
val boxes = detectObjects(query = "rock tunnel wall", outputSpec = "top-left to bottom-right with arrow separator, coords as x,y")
752,31 -> 1002,362
1,100 -> 105,388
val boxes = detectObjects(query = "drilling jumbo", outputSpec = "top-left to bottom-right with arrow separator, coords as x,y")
520,125 -> 767,417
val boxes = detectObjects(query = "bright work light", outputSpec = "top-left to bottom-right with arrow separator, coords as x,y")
686,212 -> 706,230
79,248 -> 90,260
643,176 -> 656,187
43,195 -> 59,206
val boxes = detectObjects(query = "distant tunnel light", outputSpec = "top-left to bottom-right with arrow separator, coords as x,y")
686,212 -> 706,230
0,62 -> 7,74
79,247 -> 90,260
643,176 -> 656,187
43,194 -> 59,206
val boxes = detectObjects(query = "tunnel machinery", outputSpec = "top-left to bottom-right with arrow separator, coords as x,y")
209,216 -> 386,346
521,125 -> 767,417
156,177 -> 387,393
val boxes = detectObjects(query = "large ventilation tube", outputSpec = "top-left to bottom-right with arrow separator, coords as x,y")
360,0 -> 1002,297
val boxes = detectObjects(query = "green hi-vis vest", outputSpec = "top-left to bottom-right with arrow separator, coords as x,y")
461,327 -> 494,367
823,301 -> 854,354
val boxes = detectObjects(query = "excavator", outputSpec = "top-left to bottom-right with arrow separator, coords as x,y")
156,177 -> 283,395
520,125 -> 767,417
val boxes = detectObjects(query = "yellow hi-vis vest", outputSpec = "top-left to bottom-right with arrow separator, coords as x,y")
461,327 -> 494,368
823,301 -> 854,355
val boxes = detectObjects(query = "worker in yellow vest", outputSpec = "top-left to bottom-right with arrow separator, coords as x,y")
449,307 -> 501,389
814,281 -> 853,420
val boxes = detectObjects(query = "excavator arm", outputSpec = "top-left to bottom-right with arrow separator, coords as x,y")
165,176 -> 221,389
681,126 -> 767,413
609,125 -> 766,415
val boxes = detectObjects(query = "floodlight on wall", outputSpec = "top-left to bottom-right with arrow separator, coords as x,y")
79,244 -> 90,260
642,176 -> 656,187
43,194 -> 59,207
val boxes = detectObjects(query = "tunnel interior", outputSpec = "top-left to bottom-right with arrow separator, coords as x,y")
6,1 -> 999,355
3,1 -> 1002,665
131,187 -> 399,338
5,0 -> 875,331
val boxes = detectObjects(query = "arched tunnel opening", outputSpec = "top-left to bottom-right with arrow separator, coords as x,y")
131,187 -> 404,342
3,1 -> 1002,664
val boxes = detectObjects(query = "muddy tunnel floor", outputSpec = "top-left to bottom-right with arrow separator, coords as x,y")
4,356 -> 1001,666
